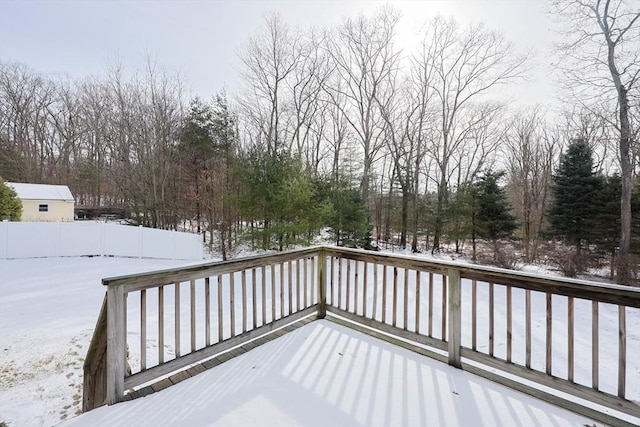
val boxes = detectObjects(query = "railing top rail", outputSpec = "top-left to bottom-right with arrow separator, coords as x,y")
324,246 -> 640,307
102,246 -> 322,292
101,244 -> 638,306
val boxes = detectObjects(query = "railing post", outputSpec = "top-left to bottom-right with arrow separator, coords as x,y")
447,268 -> 462,368
317,249 -> 327,319
106,283 -> 126,404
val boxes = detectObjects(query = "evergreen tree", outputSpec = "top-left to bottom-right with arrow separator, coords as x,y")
592,175 -> 621,278
178,98 -> 218,234
447,183 -> 475,254
237,149 -> 330,251
592,175 -> 640,280
320,176 -> 373,248
547,139 -> 603,251
473,171 -> 518,265
0,177 -> 22,221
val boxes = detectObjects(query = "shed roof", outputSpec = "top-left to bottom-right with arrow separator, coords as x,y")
7,182 -> 74,201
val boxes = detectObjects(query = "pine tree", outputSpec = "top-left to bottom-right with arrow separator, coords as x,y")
447,183 -> 475,254
321,176 -> 373,249
592,175 -> 640,280
473,171 -> 518,265
0,177 -> 22,221
547,139 -> 603,250
237,150 -> 330,251
178,98 -> 217,234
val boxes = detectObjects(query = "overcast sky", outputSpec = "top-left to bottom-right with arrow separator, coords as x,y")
0,0 -> 559,106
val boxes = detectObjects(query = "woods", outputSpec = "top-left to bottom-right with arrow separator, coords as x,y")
0,5 -> 638,282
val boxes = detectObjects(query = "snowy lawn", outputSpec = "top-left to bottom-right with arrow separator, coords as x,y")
0,257 -> 200,427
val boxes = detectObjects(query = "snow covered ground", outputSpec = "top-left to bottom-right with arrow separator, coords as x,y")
0,254 -> 637,426
0,257 -> 199,427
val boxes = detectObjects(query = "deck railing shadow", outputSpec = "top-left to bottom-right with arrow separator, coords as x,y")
83,246 -> 640,426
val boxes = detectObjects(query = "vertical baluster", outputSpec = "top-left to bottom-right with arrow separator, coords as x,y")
230,273 -> 236,337
280,262 -> 285,319
174,282 -> 180,358
303,257 -> 308,308
124,293 -> 128,373
205,277 -> 211,347
428,272 -> 434,337
346,259 -> 352,312
330,256 -> 335,305
158,285 -> 164,364
619,305 -> 626,399
372,263 -> 378,320
546,292 -> 552,375
271,265 -> 276,322
190,280 -> 196,352
296,259 -> 301,311
526,289 -> 531,369
471,280 -> 477,351
382,265 -> 388,324
592,300 -> 599,390
489,282 -> 494,357
338,257 -> 343,309
242,270 -> 247,333
363,262 -> 368,318
441,274 -> 447,340
403,269 -> 409,331
252,268 -> 257,329
507,285 -> 512,363
354,261 -> 359,315
415,271 -> 421,333
288,261 -> 293,315
140,289 -> 146,371
311,255 -> 315,304
261,266 -> 267,326
392,266 -> 398,327
217,276 -> 223,341
568,296 -> 574,382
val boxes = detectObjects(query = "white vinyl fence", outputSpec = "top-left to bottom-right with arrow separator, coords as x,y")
0,221 -> 203,260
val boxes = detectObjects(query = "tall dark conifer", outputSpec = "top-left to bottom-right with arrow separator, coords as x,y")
547,139 -> 603,253
473,171 -> 518,265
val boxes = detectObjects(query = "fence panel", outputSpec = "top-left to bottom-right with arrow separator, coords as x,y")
0,222 -> 202,260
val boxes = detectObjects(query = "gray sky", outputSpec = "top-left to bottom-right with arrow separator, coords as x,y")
0,0 -> 558,105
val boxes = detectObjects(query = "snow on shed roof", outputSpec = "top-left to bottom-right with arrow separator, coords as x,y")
7,182 -> 74,201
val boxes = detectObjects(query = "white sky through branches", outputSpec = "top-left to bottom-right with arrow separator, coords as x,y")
0,0 -> 557,107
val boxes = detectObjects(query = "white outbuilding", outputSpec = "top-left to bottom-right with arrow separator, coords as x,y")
7,182 -> 75,222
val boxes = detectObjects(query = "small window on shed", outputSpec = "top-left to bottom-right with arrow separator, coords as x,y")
39,204 -> 49,212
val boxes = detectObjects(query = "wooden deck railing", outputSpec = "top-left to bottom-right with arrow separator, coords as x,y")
83,247 -> 324,411
83,246 -> 639,426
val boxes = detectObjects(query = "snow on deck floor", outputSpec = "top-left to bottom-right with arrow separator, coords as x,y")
59,319 -> 597,427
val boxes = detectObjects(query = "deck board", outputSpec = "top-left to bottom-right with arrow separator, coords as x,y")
63,319 -> 603,427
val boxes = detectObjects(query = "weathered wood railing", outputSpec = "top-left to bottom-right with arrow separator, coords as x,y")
83,246 -> 639,425
83,247 -> 324,411
323,247 -> 640,426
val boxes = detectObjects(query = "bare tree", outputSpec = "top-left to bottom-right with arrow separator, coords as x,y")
238,14 -> 300,155
552,0 -> 639,284
416,16 -> 528,252
0,62 -> 55,182
504,107 -> 559,262
324,6 -> 401,205
289,30 -> 332,163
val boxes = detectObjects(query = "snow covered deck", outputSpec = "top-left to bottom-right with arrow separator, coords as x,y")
1,249 -> 638,427
61,318 -> 597,427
